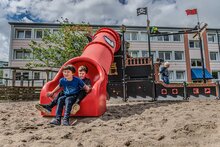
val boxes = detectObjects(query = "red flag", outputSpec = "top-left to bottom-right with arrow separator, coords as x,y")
185,9 -> 197,15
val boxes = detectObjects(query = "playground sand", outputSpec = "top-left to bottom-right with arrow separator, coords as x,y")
1,99 -> 220,147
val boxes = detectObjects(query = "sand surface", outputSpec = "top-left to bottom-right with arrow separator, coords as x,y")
1,98 -> 220,147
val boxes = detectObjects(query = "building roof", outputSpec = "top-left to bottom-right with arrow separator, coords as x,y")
8,21 -> 218,30
8,21 -> 220,31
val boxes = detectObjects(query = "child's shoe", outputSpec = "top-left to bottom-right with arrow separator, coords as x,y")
62,118 -> 70,126
71,104 -> 80,114
50,118 -> 61,125
35,104 -> 52,115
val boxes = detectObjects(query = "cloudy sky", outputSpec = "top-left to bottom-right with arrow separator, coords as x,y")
0,0 -> 220,62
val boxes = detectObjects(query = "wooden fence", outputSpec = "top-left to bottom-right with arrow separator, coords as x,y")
0,86 -> 41,101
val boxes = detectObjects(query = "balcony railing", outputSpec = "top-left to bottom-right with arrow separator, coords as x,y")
126,57 -> 151,66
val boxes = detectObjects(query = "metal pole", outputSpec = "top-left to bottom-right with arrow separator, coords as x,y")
195,10 -> 206,83
197,23 -> 206,83
146,11 -> 156,100
216,80 -> 220,99
183,81 -> 188,100
121,25 -> 127,102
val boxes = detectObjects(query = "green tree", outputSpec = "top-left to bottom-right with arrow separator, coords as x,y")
26,20 -> 92,68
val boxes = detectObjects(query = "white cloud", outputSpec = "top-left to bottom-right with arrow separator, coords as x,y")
0,0 -> 220,62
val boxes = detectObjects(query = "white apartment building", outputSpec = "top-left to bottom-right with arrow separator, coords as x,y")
6,22 -> 220,86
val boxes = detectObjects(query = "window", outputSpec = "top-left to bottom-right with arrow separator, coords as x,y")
131,32 -> 138,41
157,36 -> 163,41
14,49 -> 32,60
142,51 -> 148,57
16,72 -> 21,80
16,29 -> 32,39
164,35 -> 169,41
14,50 -> 23,59
125,32 -> 131,41
35,29 -> 43,38
208,34 -> 216,43
23,72 -> 29,80
16,72 -> 29,80
210,52 -> 218,61
141,51 -> 156,60
189,40 -> 200,48
191,59 -> 202,67
176,71 -> 185,80
173,34 -> 181,41
159,51 -> 172,61
25,30 -> 31,38
140,32 -> 148,41
212,71 -> 220,79
124,32 -> 139,41
174,51 -> 184,60
129,50 -> 139,58
24,50 -> 31,59
169,71 -> 174,80
53,29 -> 59,34
212,71 -> 218,79
16,30 -> 24,38
150,36 -> 157,41
34,72 -> 40,80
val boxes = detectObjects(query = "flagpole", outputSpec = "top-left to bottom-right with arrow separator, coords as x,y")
146,8 -> 156,100
196,9 -> 200,25
196,9 -> 206,83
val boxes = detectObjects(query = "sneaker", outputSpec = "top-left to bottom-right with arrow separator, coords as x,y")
35,104 -> 52,115
62,118 -> 70,126
71,119 -> 78,126
71,104 -> 80,114
50,118 -> 61,125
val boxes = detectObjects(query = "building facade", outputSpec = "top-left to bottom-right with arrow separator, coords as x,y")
0,61 -> 8,85
7,22 -> 220,85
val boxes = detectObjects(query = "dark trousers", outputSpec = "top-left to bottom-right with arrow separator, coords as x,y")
48,90 -> 87,109
48,91 -> 64,108
75,90 -> 87,104
55,95 -> 78,120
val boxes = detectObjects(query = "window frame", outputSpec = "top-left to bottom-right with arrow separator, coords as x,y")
189,40 -> 200,49
191,59 -> 202,67
129,50 -> 139,58
209,52 -> 219,61
34,29 -> 43,39
13,49 -> 32,60
15,29 -> 32,39
207,34 -> 216,43
175,71 -> 185,81
173,34 -> 181,42
174,51 -> 184,61
158,51 -> 172,61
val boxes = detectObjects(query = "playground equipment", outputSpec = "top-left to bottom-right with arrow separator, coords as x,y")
108,51 -> 220,100
107,25 -> 220,101
39,28 -> 121,116
39,26 -> 220,117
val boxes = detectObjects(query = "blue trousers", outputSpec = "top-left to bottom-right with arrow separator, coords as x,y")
162,76 -> 170,84
55,95 -> 77,120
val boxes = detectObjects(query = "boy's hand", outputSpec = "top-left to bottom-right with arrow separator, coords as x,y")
86,87 -> 92,93
47,92 -> 54,97
84,85 -> 91,93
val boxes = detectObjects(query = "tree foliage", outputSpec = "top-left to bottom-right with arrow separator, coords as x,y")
26,20 -> 92,68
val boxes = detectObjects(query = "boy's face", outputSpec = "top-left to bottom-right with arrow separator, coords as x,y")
62,70 -> 74,79
78,70 -> 86,79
